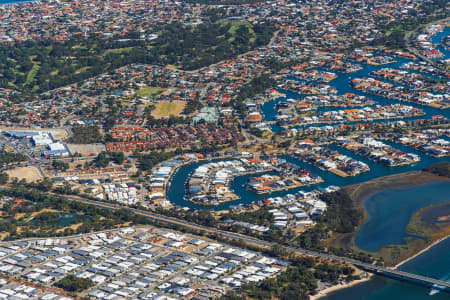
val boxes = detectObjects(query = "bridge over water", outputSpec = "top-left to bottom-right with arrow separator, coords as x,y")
286,247 -> 450,289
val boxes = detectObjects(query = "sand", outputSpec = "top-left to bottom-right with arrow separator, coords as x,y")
151,101 -> 186,119
310,274 -> 373,300
66,143 -> 106,156
6,166 -> 43,182
394,235 -> 450,269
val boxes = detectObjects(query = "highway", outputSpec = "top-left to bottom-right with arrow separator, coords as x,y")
60,194 -> 450,289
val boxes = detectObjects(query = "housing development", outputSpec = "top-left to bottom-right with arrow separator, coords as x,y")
0,0 -> 448,299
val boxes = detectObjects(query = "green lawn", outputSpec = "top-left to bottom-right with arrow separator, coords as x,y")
136,86 -> 166,98
25,63 -> 40,86
225,21 -> 254,35
105,47 -> 134,54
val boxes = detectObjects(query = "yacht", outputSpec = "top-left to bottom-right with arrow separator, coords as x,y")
429,275 -> 449,296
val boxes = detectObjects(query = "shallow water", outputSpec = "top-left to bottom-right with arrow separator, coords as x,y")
355,181 -> 450,252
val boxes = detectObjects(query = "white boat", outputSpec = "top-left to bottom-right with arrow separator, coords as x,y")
428,275 -> 449,296
429,284 -> 444,296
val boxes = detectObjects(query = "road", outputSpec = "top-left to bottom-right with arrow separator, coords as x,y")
127,154 -> 146,201
52,193 -> 450,289
404,17 -> 450,71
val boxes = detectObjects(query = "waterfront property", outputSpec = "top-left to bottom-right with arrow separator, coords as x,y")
276,104 -> 424,128
291,140 -> 370,177
351,77 -> 450,109
370,68 -> 450,94
337,135 -> 421,167
374,130 -> 450,158
245,159 -> 323,194
186,158 -> 273,205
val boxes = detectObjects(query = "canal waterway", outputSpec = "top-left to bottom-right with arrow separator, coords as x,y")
168,48 -> 450,210
168,38 -> 450,211
431,26 -> 450,61
165,27 -> 450,299
167,152 -> 449,211
316,25 -> 450,300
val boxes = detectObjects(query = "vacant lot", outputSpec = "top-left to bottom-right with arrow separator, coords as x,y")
67,144 -> 106,156
151,101 -> 185,119
6,166 -> 43,182
136,86 -> 166,98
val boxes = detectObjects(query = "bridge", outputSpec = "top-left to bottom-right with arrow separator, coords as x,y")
282,246 -> 450,289
41,192 -> 450,290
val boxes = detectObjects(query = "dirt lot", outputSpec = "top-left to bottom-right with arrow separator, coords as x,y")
66,143 -> 106,156
6,166 -> 43,182
0,127 -> 68,141
151,101 -> 185,119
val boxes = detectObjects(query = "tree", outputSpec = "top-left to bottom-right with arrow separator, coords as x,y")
52,160 -> 69,172
55,275 -> 94,292
423,162 -> 450,178
319,190 -> 362,233
0,172 -> 8,184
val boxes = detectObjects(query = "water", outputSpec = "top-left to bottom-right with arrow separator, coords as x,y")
150,26 -> 450,212
29,213 -> 81,226
260,51 -> 449,132
167,151 -> 449,211
59,214 -> 80,226
355,181 -> 450,252
0,0 -> 33,4
430,26 -> 450,61
164,33 -> 450,300
322,237 -> 450,300
321,26 -> 450,299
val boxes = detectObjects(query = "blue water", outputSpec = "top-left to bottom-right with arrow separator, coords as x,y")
167,150 -> 449,211
161,29 -> 450,299
0,0 -> 33,4
355,181 -> 450,252
430,26 -> 450,61
260,54 -> 449,133
59,214 -> 80,226
273,25 -> 450,300
322,236 -> 450,300
166,157 -> 320,210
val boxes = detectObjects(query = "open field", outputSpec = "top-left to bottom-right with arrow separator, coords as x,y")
135,86 -> 166,98
66,143 -> 106,156
228,21 -> 253,34
151,100 -> 186,119
6,166 -> 43,182
104,47 -> 133,55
